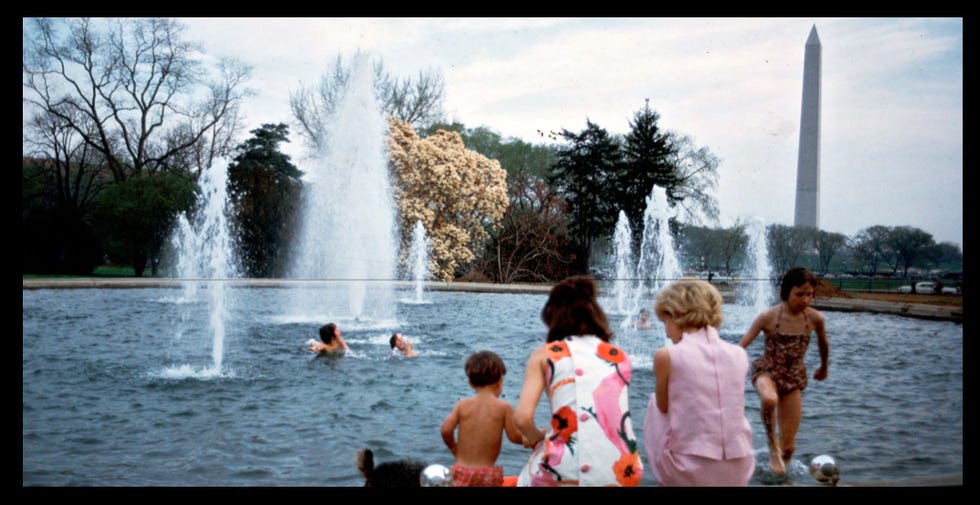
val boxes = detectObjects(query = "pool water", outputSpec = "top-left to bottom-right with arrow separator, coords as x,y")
22,286 -> 962,486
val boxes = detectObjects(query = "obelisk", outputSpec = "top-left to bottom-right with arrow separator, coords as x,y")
794,24 -> 821,228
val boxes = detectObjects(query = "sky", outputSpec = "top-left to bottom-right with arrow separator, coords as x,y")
56,17 -> 970,248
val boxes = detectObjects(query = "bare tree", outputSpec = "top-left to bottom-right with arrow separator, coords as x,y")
813,229 -> 848,275
23,17 -> 252,182
483,172 -> 573,283
717,220 -> 748,277
24,107 -> 112,215
665,133 -> 720,226
767,224 -> 815,274
289,53 -> 445,151
848,225 -> 893,276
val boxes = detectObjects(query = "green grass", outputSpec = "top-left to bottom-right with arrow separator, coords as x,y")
826,278 -> 906,291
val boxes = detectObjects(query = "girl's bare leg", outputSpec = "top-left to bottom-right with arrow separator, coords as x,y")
777,390 -> 803,468
754,375 -> 785,474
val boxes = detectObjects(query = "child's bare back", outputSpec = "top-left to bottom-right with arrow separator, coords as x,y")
446,391 -> 522,467
440,351 -> 525,474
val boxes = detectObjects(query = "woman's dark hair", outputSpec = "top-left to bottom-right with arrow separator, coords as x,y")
780,267 -> 818,301
319,323 -> 338,343
541,275 -> 612,343
465,350 -> 507,387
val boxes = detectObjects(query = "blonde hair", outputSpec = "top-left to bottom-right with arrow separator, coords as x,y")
653,279 -> 724,331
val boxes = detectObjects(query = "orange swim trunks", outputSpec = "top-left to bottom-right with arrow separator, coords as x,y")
451,464 -> 504,487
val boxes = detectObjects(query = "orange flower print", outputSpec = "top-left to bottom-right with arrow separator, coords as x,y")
613,452 -> 642,487
550,406 -> 577,443
597,342 -> 626,364
546,342 -> 570,362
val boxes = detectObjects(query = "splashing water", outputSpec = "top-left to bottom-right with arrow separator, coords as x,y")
610,211 -> 635,316
742,216 -> 774,314
408,220 -> 431,303
629,186 -> 682,320
287,53 -> 398,323
607,186 -> 683,352
171,159 -> 239,374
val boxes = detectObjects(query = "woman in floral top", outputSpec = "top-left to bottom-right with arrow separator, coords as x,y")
514,276 -> 643,486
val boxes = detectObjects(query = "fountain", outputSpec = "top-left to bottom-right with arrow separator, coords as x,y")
621,186 -> 683,332
169,159 -> 239,376
406,220 -> 431,304
287,53 -> 398,323
610,211 -> 635,316
742,217 -> 775,314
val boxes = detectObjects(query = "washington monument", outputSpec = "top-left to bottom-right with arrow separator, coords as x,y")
794,25 -> 821,228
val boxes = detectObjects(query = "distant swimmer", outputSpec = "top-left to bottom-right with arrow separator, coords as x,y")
309,323 -> 349,356
636,308 -> 652,329
390,332 -> 418,357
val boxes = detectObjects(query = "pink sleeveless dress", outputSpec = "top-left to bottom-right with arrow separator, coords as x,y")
643,326 -> 755,486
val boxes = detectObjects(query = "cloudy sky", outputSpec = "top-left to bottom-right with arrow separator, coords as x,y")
172,18 -> 962,247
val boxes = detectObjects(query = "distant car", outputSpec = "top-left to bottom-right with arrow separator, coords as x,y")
898,281 -> 951,294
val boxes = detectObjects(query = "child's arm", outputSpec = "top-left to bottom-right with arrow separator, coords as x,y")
653,348 -> 671,413
336,334 -> 349,351
439,402 -> 460,455
811,309 -> 829,380
501,402 -> 524,446
738,310 -> 769,348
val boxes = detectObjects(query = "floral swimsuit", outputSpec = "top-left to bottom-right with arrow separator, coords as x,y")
751,306 -> 811,396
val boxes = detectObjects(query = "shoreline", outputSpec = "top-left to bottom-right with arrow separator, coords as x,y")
22,277 -> 962,323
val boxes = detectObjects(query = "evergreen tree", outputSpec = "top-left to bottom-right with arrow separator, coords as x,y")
227,124 -> 303,277
616,100 -> 678,249
548,120 -> 622,272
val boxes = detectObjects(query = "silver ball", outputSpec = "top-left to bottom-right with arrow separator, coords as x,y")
809,454 -> 840,485
420,464 -> 452,487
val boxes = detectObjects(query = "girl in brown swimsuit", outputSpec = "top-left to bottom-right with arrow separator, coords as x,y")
740,267 -> 829,476
751,305 -> 811,396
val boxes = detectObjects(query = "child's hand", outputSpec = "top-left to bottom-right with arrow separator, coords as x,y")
814,366 -> 828,381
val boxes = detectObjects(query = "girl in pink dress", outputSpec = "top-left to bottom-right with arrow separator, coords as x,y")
644,279 -> 756,486
514,276 -> 643,487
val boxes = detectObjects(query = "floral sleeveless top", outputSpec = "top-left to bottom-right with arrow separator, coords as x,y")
517,335 -> 643,486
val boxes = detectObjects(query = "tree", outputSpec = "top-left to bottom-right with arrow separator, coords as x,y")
549,120 -> 622,272
387,119 -> 509,281
23,17 -> 252,274
717,221 -> 749,277
767,224 -> 815,274
227,124 -> 303,278
22,108 -> 113,274
813,229 -> 848,275
23,160 -> 104,275
848,225 -> 893,276
24,109 -> 112,215
23,17 -> 252,182
290,53 -> 445,151
480,172 -> 573,283
886,226 -> 937,279
677,224 -> 718,272
931,242 -> 963,271
614,100 -> 678,249
423,123 -> 558,180
91,172 -> 197,277
664,133 -> 720,225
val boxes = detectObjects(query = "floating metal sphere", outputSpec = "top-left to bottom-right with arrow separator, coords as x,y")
809,454 -> 840,485
420,464 -> 452,487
